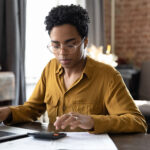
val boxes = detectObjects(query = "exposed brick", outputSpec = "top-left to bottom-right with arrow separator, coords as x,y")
104,0 -> 150,67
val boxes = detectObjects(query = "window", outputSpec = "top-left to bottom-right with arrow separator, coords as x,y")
25,0 -> 85,99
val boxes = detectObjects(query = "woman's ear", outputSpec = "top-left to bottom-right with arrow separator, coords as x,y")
84,37 -> 88,49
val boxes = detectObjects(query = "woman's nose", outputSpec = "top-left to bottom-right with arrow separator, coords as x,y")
59,45 -> 67,54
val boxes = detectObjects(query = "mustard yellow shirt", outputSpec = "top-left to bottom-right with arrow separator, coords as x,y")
9,56 -> 147,133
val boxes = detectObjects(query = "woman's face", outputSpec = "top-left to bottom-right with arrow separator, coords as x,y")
50,24 -> 87,69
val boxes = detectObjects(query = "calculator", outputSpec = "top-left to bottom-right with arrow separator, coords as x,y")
27,132 -> 67,140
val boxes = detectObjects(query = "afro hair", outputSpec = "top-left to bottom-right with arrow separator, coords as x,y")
44,4 -> 90,38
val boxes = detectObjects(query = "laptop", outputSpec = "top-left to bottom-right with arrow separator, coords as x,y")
0,122 -> 36,143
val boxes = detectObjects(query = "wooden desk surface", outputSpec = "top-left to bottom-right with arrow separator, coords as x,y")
13,122 -> 150,150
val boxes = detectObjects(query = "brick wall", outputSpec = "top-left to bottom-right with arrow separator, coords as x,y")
104,0 -> 150,67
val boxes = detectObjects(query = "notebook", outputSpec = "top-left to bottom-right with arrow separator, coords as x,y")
0,122 -> 35,143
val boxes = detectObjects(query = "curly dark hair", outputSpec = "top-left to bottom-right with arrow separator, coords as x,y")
44,4 -> 90,38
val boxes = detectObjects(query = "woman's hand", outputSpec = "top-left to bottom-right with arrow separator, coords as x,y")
54,112 -> 94,130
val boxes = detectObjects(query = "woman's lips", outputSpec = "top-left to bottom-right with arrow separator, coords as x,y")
59,59 -> 72,64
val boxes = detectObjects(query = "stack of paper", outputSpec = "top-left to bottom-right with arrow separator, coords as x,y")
0,132 -> 118,150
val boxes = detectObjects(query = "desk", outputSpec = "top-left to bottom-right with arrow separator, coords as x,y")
13,122 -> 150,150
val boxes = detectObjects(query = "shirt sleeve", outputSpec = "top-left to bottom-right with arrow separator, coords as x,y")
89,71 -> 147,134
5,66 -> 48,125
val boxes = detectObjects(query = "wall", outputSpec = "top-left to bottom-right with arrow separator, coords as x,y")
104,0 -> 150,67
104,0 -> 111,47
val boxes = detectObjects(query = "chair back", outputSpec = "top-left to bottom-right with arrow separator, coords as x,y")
139,61 -> 150,100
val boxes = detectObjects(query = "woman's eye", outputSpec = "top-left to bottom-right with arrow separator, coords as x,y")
53,45 -> 60,49
67,45 -> 74,48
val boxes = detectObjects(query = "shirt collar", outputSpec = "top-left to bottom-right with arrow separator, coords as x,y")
83,56 -> 93,79
56,62 -> 64,75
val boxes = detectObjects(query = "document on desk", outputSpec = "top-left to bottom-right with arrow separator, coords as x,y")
0,132 -> 118,150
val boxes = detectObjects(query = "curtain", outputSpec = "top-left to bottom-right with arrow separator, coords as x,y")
0,0 -> 26,105
85,0 -> 105,48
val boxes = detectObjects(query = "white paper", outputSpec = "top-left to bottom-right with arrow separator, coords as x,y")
0,132 -> 118,150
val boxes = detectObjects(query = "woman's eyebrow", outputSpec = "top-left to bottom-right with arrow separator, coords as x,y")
51,40 -> 59,44
51,38 -> 76,44
65,38 -> 76,43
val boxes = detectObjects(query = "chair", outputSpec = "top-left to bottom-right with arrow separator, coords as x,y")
135,61 -> 150,133
138,61 -> 150,100
0,72 -> 15,106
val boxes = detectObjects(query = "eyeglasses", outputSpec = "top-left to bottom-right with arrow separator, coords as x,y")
47,37 -> 85,54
